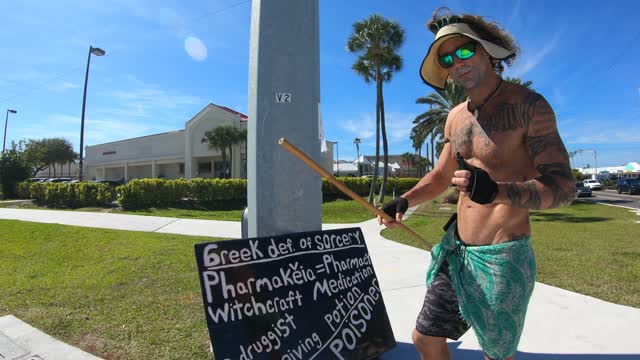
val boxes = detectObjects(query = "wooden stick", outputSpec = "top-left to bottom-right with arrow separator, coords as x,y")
279,138 -> 431,250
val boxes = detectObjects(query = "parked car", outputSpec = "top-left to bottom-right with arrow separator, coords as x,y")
44,177 -> 72,183
575,181 -> 592,197
94,179 -> 127,187
617,178 -> 640,195
27,178 -> 46,183
582,179 -> 603,190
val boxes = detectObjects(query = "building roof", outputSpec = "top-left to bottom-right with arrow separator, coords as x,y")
212,103 -> 248,121
88,130 -> 184,147
88,103 -> 247,148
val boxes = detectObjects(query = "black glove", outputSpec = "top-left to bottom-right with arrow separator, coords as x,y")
381,196 -> 409,220
455,152 -> 498,205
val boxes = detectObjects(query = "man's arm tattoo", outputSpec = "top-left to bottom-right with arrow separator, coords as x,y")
526,131 -> 567,160
506,182 -> 542,209
506,162 -> 575,209
537,163 -> 576,208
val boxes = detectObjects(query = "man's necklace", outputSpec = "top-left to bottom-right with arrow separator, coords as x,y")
469,78 -> 503,118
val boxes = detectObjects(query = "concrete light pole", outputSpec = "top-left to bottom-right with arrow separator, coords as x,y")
247,0 -> 321,237
79,45 -> 105,181
2,109 -> 17,160
1,109 -> 17,199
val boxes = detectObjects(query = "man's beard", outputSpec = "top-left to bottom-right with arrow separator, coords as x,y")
451,65 -> 482,89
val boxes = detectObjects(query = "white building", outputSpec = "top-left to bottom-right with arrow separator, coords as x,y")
332,155 -> 404,177
85,103 -> 334,181
577,162 -> 640,179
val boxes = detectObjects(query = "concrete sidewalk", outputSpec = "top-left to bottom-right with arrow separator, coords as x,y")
1,208 -> 639,359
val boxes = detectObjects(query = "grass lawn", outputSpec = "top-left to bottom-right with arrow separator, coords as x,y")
382,200 -> 640,308
0,220 -> 219,359
117,198 -> 374,223
0,198 -> 376,223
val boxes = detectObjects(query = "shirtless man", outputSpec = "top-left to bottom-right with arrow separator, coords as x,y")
378,9 -> 575,360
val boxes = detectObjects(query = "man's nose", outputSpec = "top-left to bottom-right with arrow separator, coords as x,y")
450,57 -> 466,70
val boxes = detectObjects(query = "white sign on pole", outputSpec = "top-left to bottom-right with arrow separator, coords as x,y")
275,93 -> 292,103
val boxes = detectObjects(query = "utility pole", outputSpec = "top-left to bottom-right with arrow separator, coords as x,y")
246,0 -> 321,237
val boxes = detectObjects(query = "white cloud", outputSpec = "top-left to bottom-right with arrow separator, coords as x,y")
338,114 -> 375,139
99,77 -> 204,119
562,117 -> 640,145
50,82 -> 80,92
337,112 -> 416,146
384,112 -> 415,144
17,113 -> 159,147
508,30 -> 563,78
568,132 -> 640,144
85,118 -> 156,145
505,0 -> 521,29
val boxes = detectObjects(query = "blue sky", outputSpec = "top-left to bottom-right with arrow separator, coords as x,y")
1,0 -> 639,168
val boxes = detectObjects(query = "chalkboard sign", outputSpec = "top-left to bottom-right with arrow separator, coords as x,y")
194,227 -> 396,360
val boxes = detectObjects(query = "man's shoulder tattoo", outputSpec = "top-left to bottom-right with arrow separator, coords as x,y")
479,92 -> 541,135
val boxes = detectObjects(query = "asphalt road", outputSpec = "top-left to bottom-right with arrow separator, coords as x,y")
578,189 -> 640,210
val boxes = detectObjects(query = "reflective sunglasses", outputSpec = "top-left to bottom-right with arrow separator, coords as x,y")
438,41 -> 477,69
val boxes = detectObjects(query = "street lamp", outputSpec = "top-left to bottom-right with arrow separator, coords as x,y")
78,45 -> 105,181
2,109 -> 17,160
1,109 -> 17,199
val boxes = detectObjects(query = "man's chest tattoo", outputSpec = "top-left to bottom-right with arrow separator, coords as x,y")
479,103 -> 529,133
451,94 -> 540,155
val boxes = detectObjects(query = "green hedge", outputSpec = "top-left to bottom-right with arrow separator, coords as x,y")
16,177 -> 422,210
188,178 -> 246,202
17,181 -> 117,208
117,178 -> 247,210
117,178 -> 422,209
16,182 -> 32,199
322,177 -> 420,198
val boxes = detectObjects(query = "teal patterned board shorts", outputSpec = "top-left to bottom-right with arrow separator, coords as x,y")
424,217 -> 537,360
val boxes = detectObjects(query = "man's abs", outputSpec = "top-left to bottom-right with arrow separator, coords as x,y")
456,196 -> 531,245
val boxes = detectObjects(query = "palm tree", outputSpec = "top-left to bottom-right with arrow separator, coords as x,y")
504,76 -> 533,90
206,125 -> 245,178
410,127 -> 427,176
347,14 -> 404,204
413,82 -> 466,164
353,137 -> 361,176
401,152 -> 414,177
68,151 -> 79,178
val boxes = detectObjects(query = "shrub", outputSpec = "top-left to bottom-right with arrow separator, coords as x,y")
114,177 -> 421,210
25,182 -> 116,208
188,178 -> 246,202
117,178 -> 246,210
16,181 -> 32,199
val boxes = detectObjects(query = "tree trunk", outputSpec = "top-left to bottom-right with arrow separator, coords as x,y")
378,78 -> 389,204
228,145 -> 233,179
425,144 -> 429,173
431,134 -> 435,171
356,147 -> 361,177
417,147 -> 421,177
368,81 -> 381,205
221,149 -> 227,179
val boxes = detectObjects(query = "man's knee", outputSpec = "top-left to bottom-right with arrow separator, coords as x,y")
412,328 -> 446,348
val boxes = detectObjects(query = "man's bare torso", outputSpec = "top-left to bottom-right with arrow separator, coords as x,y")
447,82 -> 540,245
